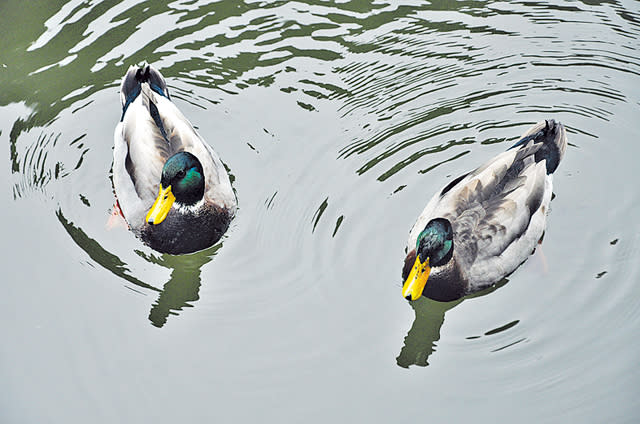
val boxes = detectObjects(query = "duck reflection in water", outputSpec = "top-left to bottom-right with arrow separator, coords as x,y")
138,248 -> 217,328
396,280 -> 507,368
397,297 -> 462,368
58,209 -> 219,328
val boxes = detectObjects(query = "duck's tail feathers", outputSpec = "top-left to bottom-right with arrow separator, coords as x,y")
509,119 -> 567,174
119,64 -> 170,121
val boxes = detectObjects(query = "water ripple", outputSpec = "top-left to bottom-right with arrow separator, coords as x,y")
1,1 -> 639,419
330,0 -> 639,183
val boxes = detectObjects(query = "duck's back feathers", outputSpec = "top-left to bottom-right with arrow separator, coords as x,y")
115,65 -> 236,218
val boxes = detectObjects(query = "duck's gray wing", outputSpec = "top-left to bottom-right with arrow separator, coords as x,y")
446,149 -> 547,274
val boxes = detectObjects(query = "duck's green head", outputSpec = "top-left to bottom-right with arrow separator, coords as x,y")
146,151 -> 205,225
402,218 -> 453,301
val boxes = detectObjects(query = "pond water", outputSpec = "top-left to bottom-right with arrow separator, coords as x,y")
1,0 -> 639,422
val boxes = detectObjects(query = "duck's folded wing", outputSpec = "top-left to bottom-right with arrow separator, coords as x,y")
120,90 -> 174,203
441,144 -> 548,268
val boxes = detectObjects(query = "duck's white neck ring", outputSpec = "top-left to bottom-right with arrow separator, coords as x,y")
174,198 -> 205,214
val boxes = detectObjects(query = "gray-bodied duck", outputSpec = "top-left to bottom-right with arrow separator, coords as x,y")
113,65 -> 236,254
402,120 -> 567,301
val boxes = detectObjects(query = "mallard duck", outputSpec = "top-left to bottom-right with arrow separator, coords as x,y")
112,65 -> 236,254
402,119 -> 567,301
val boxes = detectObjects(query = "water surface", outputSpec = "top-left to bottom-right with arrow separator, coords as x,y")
1,0 -> 639,422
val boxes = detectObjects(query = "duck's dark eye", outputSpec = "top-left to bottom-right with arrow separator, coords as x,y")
177,170 -> 186,178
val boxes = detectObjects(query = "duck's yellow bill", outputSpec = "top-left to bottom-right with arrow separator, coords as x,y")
146,185 -> 175,225
402,256 -> 430,301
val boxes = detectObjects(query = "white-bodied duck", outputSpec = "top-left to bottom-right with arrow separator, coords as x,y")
113,65 -> 236,254
402,120 -> 567,301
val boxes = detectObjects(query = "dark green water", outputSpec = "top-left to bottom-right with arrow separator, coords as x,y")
1,0 -> 639,422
